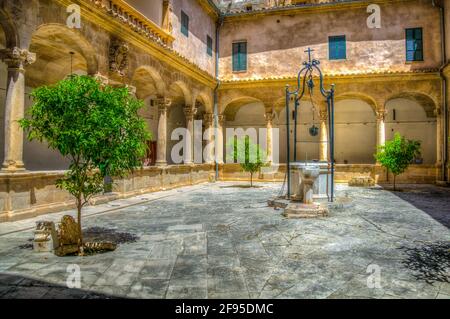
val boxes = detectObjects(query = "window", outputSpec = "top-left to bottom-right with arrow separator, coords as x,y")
329,35 -> 346,60
207,35 -> 213,57
181,10 -> 189,37
406,28 -> 423,61
232,41 -> 247,72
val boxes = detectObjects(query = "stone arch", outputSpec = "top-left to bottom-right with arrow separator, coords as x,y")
385,92 -> 437,164
335,92 -> 378,114
222,96 -> 264,121
334,97 -> 377,164
194,90 -> 213,113
26,23 -> 98,87
166,81 -> 191,164
169,80 -> 192,106
0,8 -> 19,48
385,92 -> 438,118
23,24 -> 98,171
132,65 -> 166,99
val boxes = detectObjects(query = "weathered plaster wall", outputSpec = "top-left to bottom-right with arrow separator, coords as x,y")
219,0 -> 442,80
444,0 -> 450,63
385,98 -> 437,164
138,97 -> 159,142
172,0 -> 216,75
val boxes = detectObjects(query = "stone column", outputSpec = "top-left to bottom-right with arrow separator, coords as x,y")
216,115 -> 225,164
265,112 -> 275,163
0,48 -> 36,172
203,113 -> 214,164
183,105 -> 196,164
435,107 -> 443,167
156,97 -> 171,166
319,110 -> 328,162
376,109 -> 386,148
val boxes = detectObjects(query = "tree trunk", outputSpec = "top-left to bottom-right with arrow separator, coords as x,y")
250,172 -> 253,187
76,196 -> 83,253
393,175 -> 396,191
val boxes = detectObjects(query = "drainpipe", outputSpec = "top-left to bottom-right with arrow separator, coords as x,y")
434,0 -> 448,182
214,16 -> 224,181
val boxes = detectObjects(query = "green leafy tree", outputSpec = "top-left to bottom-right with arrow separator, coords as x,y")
20,75 -> 150,250
375,133 -> 421,191
227,136 -> 267,187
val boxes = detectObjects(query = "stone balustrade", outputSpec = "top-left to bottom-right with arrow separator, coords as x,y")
88,0 -> 175,46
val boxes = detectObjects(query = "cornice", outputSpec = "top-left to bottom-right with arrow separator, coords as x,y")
222,0 -> 411,22
196,0 -> 221,20
54,0 -> 217,88
219,70 -> 442,89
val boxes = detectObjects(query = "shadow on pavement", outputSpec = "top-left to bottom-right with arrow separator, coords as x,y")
382,184 -> 450,229
399,241 -> 450,284
0,273 -> 123,299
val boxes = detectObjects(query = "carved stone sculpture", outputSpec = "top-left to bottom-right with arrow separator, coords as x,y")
33,221 -> 58,252
109,39 -> 129,77
55,215 -> 81,256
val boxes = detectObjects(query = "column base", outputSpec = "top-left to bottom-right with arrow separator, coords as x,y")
1,161 -> 26,172
155,161 -> 168,167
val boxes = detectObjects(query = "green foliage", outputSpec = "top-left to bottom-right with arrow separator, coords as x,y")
375,133 -> 421,189
20,75 -> 150,233
226,136 -> 267,186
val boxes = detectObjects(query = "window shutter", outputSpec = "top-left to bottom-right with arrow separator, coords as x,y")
329,36 -> 346,60
405,28 -> 423,61
239,42 -> 247,71
181,11 -> 189,37
207,36 -> 213,56
232,43 -> 239,71
232,42 -> 247,72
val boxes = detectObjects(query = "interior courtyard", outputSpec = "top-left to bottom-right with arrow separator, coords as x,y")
0,0 -> 449,300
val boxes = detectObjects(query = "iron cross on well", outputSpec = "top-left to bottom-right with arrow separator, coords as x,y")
304,48 -> 314,63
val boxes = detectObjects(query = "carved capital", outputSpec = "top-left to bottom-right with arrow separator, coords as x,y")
434,107 -> 442,117
376,109 -> 387,121
218,115 -> 225,126
183,105 -> 197,120
319,110 -> 328,122
0,47 -> 36,69
93,72 -> 109,85
203,113 -> 214,127
156,97 -> 171,115
126,84 -> 136,95
265,112 -> 275,124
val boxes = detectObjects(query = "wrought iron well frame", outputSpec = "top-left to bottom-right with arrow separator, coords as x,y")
285,49 -> 336,202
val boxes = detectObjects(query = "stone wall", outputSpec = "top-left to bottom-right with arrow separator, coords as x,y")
0,164 -> 215,222
172,0 -> 217,75
219,0 -> 442,81
219,163 -> 439,185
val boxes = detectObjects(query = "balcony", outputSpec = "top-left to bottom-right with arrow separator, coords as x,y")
88,0 -> 174,46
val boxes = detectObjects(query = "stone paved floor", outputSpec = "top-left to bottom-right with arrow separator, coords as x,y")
0,182 -> 449,299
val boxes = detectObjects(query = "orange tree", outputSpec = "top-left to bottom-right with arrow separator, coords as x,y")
20,75 -> 150,251
375,133 -> 421,191
227,136 -> 267,187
